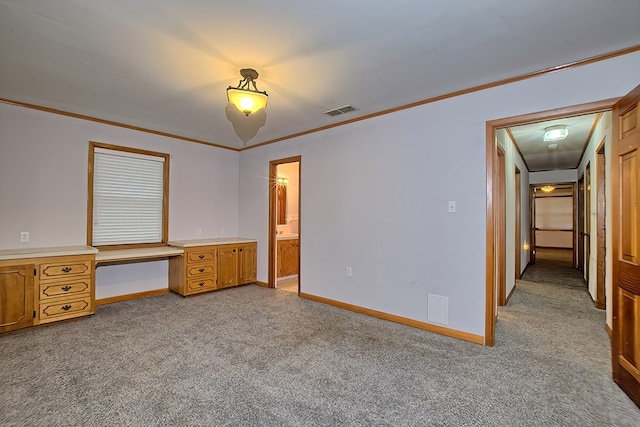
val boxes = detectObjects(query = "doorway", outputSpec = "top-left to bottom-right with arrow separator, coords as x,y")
531,183 -> 576,265
595,142 -> 606,309
268,156 -> 301,293
515,167 -> 522,280
496,147 -> 506,306
485,97 -> 616,345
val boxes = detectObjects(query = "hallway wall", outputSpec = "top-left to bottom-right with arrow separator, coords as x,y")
498,128 -> 530,299
577,112 -> 613,325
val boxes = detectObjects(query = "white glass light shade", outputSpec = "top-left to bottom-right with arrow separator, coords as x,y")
227,88 -> 268,115
543,126 -> 568,141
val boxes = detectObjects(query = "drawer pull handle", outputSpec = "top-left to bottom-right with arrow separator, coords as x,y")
61,267 -> 72,273
198,282 -> 205,287
240,248 -> 243,252
198,255 -> 205,259
61,305 -> 72,311
61,285 -> 72,291
198,268 -> 205,273
233,249 -> 236,253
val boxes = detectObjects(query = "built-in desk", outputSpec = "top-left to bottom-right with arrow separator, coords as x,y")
95,246 -> 184,265
0,245 -> 98,333
168,238 -> 257,296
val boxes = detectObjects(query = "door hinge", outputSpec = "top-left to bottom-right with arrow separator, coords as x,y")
34,268 -> 37,276
33,310 -> 36,318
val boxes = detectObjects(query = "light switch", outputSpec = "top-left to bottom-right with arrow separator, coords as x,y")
448,201 -> 456,213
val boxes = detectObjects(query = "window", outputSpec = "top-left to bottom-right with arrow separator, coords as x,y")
88,142 -> 169,248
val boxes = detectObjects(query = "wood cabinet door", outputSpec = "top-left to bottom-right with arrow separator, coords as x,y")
217,246 -> 238,289
611,83 -> 640,406
238,243 -> 257,284
280,240 -> 299,277
0,264 -> 35,333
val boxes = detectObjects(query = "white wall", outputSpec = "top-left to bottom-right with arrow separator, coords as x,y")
497,129 -> 530,300
239,50 -> 640,338
530,169 -> 578,184
0,104 -> 240,299
577,111 -> 613,325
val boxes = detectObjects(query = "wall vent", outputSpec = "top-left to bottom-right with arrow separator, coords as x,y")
323,105 -> 359,117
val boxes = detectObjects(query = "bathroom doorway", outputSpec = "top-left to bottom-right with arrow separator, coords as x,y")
268,156 -> 301,293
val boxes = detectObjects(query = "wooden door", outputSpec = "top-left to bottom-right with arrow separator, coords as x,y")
585,164 -> 591,281
611,84 -> 640,406
577,176 -> 585,272
530,186 -> 536,264
515,167 -> 522,280
596,144 -> 606,309
0,264 -> 35,333
217,246 -> 238,289
238,243 -> 257,284
496,148 -> 506,306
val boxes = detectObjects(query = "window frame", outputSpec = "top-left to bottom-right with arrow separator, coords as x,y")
87,141 -> 170,250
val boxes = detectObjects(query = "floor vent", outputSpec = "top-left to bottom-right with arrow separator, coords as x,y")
323,105 -> 359,117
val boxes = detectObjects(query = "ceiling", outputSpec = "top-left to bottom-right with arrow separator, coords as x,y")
507,113 -> 601,172
1,1 -> 639,153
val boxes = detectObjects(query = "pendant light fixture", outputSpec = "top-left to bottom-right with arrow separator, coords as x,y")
226,68 -> 268,116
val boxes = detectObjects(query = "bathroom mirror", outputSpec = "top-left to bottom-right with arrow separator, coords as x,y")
276,178 -> 287,225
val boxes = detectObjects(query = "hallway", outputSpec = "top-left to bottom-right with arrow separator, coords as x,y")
494,247 -> 640,421
521,248 -> 586,289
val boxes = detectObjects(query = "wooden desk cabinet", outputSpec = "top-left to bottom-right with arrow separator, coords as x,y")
0,247 -> 97,334
168,239 -> 257,297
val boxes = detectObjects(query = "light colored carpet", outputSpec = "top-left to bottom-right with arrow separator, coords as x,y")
1,281 -> 638,426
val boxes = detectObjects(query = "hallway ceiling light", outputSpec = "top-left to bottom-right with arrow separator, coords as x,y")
227,68 -> 268,116
543,125 -> 568,142
541,185 -> 555,192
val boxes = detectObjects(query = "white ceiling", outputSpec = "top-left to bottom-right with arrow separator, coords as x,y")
508,113 -> 601,172
1,1 -> 639,154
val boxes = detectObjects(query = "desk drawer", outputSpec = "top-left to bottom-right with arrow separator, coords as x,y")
186,277 -> 216,293
39,295 -> 91,323
186,250 -> 216,263
40,259 -> 92,279
187,264 -> 215,277
40,276 -> 91,300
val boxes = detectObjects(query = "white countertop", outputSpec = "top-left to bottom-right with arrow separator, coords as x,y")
276,233 -> 299,240
168,237 -> 257,248
0,245 -> 98,261
96,246 -> 184,264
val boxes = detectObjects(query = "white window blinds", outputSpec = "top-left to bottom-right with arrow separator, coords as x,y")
92,147 -> 165,246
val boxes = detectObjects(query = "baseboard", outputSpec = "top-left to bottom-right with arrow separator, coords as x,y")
255,281 -> 270,288
605,323 -> 612,340
520,262 -> 530,278
299,292 -> 484,345
96,288 -> 170,306
505,284 -> 517,304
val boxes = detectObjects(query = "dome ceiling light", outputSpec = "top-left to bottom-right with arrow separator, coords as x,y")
543,125 -> 568,142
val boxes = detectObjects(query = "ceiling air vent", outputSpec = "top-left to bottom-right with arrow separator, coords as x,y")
323,105 -> 359,117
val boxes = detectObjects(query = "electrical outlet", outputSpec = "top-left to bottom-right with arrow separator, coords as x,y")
20,231 -> 29,243
196,227 -> 202,236
346,267 -> 352,277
